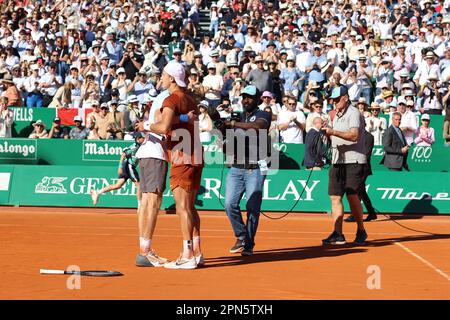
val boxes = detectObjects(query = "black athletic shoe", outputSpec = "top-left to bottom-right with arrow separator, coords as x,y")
344,215 -> 355,222
322,231 -> 346,245
241,247 -> 254,256
230,239 -> 245,253
354,229 -> 368,245
364,214 -> 377,222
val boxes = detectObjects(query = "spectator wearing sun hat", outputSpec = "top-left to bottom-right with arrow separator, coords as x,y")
280,54 -> 304,98
418,72 -> 444,115
258,91 -> 281,119
414,51 -> 441,87
28,119 -> 48,139
366,102 -> 387,146
246,55 -> 273,94
306,44 -> 327,88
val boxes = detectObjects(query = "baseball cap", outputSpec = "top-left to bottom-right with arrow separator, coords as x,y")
422,114 -> 430,121
171,32 -> 178,37
116,67 -> 126,74
207,62 -> 216,69
261,91 -> 273,98
173,48 -> 182,54
163,61 -> 186,87
53,117 -> 61,122
397,96 -> 407,105
74,115 -> 82,122
329,86 -> 348,99
199,100 -> 209,108
241,85 -> 258,96
134,131 -> 146,139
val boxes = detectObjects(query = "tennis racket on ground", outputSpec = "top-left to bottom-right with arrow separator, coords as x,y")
40,269 -> 123,277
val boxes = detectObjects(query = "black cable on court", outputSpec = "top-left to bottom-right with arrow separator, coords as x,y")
217,131 -> 331,220
216,133 -> 443,234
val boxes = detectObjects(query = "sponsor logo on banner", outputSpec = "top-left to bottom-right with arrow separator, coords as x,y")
372,146 -> 384,157
377,187 -> 450,201
35,177 -> 68,194
0,139 -> 37,159
33,176 -> 138,196
82,141 -> 126,162
410,146 -> 432,163
13,108 -> 33,122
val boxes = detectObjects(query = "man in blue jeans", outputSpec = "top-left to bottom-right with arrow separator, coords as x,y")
223,85 -> 271,256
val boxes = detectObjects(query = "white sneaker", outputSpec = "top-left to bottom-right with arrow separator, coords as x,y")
195,254 -> 205,267
164,256 -> 197,270
91,190 -> 99,206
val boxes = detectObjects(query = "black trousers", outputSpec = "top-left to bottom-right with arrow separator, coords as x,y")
359,175 -> 375,215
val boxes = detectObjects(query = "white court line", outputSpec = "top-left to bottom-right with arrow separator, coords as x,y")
394,242 -> 450,282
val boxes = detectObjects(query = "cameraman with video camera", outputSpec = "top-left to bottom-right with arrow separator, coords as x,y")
221,85 -> 271,257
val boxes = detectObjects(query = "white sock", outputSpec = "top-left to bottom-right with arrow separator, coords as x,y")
97,189 -> 105,195
183,240 -> 193,258
193,236 -> 201,255
139,237 -> 151,254
137,200 -> 141,209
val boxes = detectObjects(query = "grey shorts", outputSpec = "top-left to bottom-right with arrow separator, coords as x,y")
139,158 -> 168,193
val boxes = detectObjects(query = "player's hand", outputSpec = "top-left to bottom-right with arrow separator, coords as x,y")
187,110 -> 198,124
322,127 -> 334,136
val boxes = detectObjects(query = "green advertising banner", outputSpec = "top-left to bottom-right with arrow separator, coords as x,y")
0,165 -> 13,205
4,165 -> 450,214
0,138 -> 449,171
11,107 -> 56,137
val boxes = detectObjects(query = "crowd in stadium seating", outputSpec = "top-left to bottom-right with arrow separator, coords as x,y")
0,0 -> 449,146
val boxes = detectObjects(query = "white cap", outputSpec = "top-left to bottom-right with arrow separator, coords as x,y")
207,62 -> 216,69
163,61 -> 186,87
397,96 -> 407,105
199,100 -> 209,108
31,64 -> 39,71
127,94 -> 139,103
74,115 -> 82,122
7,36 -> 14,42
116,67 -> 126,74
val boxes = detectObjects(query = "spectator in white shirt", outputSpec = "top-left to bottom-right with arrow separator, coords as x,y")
202,62 -> 223,109
413,51 -> 441,87
366,103 -> 387,146
395,96 -> 418,145
278,95 -> 306,144
39,62 -> 62,107
418,73 -> 444,115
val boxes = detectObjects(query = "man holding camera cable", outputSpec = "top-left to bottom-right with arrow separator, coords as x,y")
222,85 -> 271,257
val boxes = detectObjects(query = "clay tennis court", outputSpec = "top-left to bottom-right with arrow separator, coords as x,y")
1,207 -> 449,300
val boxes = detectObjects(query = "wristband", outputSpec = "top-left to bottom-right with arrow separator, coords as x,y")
180,114 -> 189,123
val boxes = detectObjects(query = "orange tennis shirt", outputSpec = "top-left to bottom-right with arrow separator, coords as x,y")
161,89 -> 204,167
